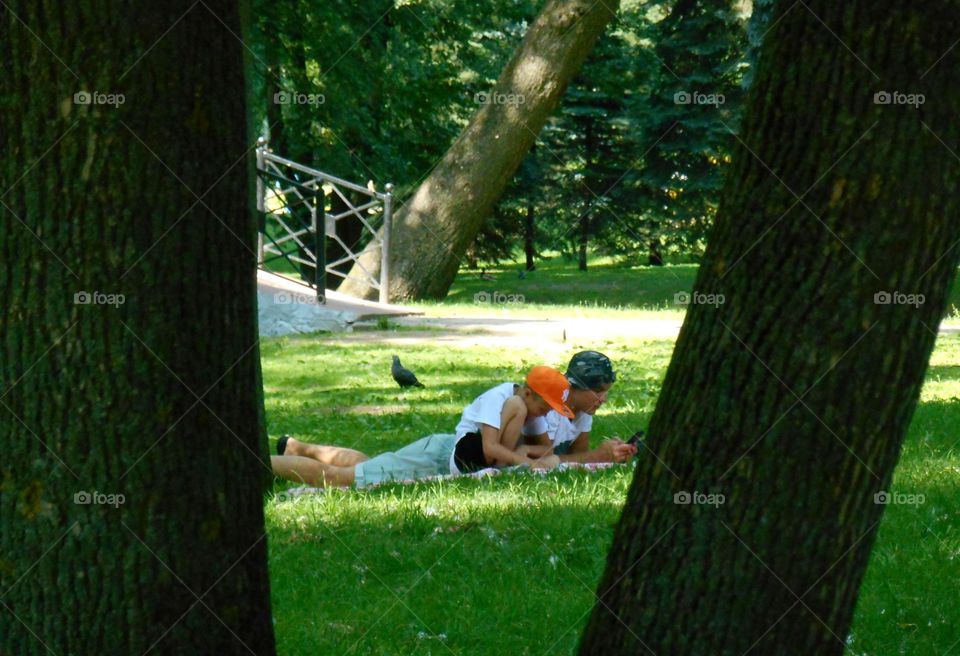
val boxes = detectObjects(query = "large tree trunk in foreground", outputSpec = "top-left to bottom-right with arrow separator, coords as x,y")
580,3 -> 960,655
0,2 -> 276,654
338,0 -> 619,301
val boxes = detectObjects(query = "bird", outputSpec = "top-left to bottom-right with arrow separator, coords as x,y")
391,355 -> 425,388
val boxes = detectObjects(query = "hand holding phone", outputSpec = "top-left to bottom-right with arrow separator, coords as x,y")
626,430 -> 644,446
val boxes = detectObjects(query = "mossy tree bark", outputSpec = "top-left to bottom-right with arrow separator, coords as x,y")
0,2 -> 275,654
579,3 -> 960,655
337,0 -> 620,301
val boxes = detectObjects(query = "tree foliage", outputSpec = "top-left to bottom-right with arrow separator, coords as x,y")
249,1 -> 753,276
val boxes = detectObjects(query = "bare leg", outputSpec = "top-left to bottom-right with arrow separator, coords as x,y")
280,437 -> 369,467
271,455 -> 356,487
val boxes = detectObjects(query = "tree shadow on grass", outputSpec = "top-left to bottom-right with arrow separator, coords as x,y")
266,467 -> 635,656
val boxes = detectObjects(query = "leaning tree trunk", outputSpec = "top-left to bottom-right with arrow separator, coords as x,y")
0,2 -> 276,654
338,0 -> 620,301
579,3 -> 960,655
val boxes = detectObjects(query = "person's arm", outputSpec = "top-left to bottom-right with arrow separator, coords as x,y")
558,432 -> 637,463
517,432 -> 553,458
480,396 -> 532,466
515,443 -> 552,458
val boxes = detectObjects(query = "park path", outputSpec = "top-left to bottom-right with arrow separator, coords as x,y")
318,313 -> 960,351
323,315 -> 682,355
393,315 -> 682,340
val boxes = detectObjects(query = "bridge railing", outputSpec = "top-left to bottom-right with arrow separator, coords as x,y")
255,138 -> 393,303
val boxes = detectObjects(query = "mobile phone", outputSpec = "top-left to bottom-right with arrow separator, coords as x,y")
626,430 -> 644,446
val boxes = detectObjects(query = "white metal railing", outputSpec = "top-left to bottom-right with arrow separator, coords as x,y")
255,138 -> 393,303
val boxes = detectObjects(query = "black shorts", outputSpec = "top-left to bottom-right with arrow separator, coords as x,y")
453,432 -> 488,472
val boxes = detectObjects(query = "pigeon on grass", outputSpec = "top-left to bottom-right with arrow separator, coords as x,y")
392,355 -> 425,388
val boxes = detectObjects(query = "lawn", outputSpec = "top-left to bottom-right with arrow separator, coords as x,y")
408,256 -> 695,319
263,259 -> 960,655
406,254 -> 960,321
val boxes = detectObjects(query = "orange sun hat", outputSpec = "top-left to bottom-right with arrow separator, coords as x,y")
526,366 -> 575,418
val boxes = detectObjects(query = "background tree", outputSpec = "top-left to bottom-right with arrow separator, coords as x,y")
247,1 -> 754,287
249,0 -> 539,286
579,1 -> 960,654
337,0 -> 622,301
0,2 -> 275,653
478,0 -> 749,272
628,0 -> 748,259
531,25 -> 642,271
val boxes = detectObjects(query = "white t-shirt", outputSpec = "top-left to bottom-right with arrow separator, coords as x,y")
540,410 -> 593,450
455,382 -> 548,439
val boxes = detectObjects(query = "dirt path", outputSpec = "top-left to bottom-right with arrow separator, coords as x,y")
324,314 -> 960,350
316,316 -> 684,358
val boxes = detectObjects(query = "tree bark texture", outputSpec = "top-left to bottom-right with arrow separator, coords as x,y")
0,2 -> 276,654
579,3 -> 960,655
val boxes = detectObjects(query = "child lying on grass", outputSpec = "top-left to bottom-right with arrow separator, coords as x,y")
271,365 -> 572,488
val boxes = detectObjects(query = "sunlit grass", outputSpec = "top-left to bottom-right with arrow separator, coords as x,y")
407,258 -> 697,319
263,309 -> 960,655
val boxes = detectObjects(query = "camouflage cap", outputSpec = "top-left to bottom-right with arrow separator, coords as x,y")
565,351 -> 616,390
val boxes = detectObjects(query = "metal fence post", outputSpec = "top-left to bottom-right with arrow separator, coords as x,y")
380,183 -> 394,304
313,198 -> 326,302
255,137 -> 267,266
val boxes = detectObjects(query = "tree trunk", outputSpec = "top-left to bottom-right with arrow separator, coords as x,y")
465,243 -> 479,270
579,3 -> 960,655
338,0 -> 620,301
0,2 -> 276,654
578,117 -> 598,272
578,211 -> 589,271
525,202 -> 537,271
648,239 -> 664,266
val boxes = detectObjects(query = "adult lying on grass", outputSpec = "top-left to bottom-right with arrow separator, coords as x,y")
520,351 -> 638,463
271,365 -> 572,488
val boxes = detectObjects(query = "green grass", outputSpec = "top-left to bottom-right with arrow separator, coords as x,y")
846,336 -> 960,656
267,470 -> 636,655
408,256 -> 695,319
264,259 -> 960,655
404,254 -> 960,321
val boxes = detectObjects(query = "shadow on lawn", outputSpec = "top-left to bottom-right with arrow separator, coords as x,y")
267,470 -> 632,655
